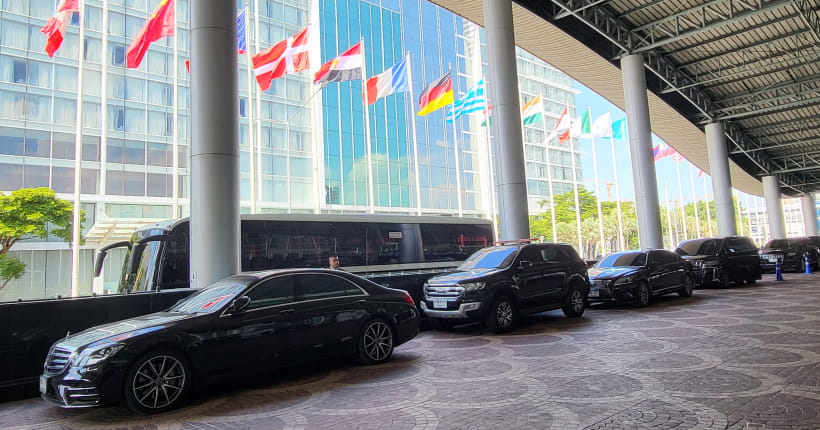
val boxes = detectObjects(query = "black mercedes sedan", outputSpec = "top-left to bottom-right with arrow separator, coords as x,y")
759,237 -> 820,272
40,269 -> 419,414
588,249 -> 695,307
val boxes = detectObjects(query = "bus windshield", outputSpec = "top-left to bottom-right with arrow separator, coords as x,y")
119,240 -> 163,294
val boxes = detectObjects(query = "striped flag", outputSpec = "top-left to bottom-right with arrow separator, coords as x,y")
365,56 -> 409,105
446,79 -> 486,123
314,42 -> 363,84
236,9 -> 247,54
521,95 -> 543,125
418,72 -> 454,116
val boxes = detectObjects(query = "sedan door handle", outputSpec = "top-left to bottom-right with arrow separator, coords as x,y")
279,309 -> 295,315
354,300 -> 366,304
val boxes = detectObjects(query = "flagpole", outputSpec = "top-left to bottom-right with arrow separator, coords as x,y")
93,0 -> 109,295
449,67 -> 463,217
71,0 -> 87,298
172,0 -> 180,217
253,0 -> 263,213
664,186 -> 674,249
588,109 -> 605,255
483,100 -> 499,238
703,174 -> 714,236
361,38 -> 375,213
243,6 -> 257,213
744,192 -> 753,238
688,164 -> 702,238
404,53 -> 422,216
734,189 -> 744,235
609,116 -> 625,251
675,158 -> 687,241
567,104 -> 584,256
537,98 -> 557,242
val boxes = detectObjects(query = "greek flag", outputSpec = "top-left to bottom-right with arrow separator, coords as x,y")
446,78 -> 486,123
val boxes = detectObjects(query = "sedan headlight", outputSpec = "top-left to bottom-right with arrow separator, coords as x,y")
613,275 -> 635,286
72,342 -> 125,368
460,281 -> 486,291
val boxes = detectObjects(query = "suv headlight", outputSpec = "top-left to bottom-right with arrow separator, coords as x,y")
72,342 -> 125,368
613,275 -> 635,286
460,281 -> 486,291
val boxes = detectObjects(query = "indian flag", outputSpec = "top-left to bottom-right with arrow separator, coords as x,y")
521,95 -> 543,125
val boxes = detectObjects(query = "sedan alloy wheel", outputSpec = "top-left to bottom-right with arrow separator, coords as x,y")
125,350 -> 189,414
358,318 -> 394,364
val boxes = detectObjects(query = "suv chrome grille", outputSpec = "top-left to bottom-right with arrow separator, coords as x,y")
45,346 -> 74,374
424,284 -> 464,297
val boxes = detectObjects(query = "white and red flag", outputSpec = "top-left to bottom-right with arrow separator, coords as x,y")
252,27 -> 310,91
40,0 -> 80,57
314,42 -> 363,85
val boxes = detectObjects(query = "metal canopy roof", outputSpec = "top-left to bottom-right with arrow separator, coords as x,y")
430,0 -> 820,197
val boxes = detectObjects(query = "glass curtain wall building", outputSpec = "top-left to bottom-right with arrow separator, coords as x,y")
0,0 -> 579,301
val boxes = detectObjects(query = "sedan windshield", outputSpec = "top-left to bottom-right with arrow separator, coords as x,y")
458,247 -> 518,270
596,252 -> 646,268
170,281 -> 246,314
676,239 -> 721,256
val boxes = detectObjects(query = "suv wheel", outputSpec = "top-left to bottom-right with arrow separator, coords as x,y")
634,282 -> 651,307
485,295 -> 516,333
679,275 -> 694,297
562,285 -> 586,318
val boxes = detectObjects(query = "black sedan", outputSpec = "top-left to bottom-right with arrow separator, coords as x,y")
40,269 -> 419,413
588,250 -> 695,307
759,237 -> 820,272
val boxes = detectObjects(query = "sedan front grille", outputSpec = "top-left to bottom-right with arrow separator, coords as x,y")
45,346 -> 74,374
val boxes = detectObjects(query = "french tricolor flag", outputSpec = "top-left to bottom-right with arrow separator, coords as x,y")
364,56 -> 410,105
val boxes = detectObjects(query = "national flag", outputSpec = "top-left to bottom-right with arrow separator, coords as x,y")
446,78 -> 486,123
40,0 -> 80,57
126,0 -> 175,69
670,149 -> 686,162
252,27 -> 310,91
314,42 -> 363,84
236,9 -> 248,54
698,169 -> 706,177
480,105 -> 493,127
591,113 -> 612,138
417,72 -> 454,116
521,95 -> 543,126
552,106 -> 572,144
570,107 -> 592,139
365,56 -> 409,105
611,118 -> 627,140
653,143 -> 676,161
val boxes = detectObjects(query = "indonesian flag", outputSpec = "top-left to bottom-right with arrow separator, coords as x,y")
126,0 -> 175,69
40,0 -> 80,57
314,42 -> 363,84
364,56 -> 409,105
252,27 -> 310,91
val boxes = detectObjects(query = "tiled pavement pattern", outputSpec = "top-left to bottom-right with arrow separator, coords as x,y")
3,274 -> 820,429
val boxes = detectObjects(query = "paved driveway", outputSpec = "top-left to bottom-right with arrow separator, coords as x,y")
2,274 -> 819,429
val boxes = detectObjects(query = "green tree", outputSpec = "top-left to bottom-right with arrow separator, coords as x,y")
0,188 -> 81,291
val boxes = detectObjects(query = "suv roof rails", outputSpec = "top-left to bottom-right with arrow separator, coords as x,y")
495,238 -> 540,245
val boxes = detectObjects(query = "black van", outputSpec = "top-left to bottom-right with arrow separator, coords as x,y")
674,236 -> 761,287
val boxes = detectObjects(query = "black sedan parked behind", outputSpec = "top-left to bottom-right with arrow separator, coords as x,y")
40,269 -> 419,414
588,249 -> 695,307
674,236 -> 761,287
759,237 -> 820,272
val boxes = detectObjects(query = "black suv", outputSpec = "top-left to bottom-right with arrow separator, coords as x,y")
420,242 -> 589,333
675,236 -> 762,287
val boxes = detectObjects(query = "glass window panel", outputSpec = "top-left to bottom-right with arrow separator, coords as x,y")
25,131 -> 50,158
0,164 -> 23,190
52,167 -> 74,193
146,173 -> 171,197
24,164 -> 49,188
0,128 -> 24,155
1,20 -> 28,49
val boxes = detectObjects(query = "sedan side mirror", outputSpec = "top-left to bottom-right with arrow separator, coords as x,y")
227,296 -> 251,314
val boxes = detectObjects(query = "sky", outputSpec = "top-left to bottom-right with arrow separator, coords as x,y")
570,80 -> 767,211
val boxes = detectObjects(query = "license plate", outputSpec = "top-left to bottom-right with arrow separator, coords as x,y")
39,376 -> 47,394
588,290 -> 600,298
433,298 -> 447,309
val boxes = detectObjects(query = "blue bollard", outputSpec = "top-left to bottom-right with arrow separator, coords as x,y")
804,254 -> 813,275
775,259 -> 785,281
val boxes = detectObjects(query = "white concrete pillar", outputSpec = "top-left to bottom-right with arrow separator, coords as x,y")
801,194 -> 818,236
763,176 -> 786,239
705,122 -> 737,236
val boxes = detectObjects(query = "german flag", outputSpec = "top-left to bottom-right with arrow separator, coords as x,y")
417,73 -> 454,116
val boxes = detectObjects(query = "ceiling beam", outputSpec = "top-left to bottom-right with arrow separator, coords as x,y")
716,72 -> 820,106
793,0 -> 820,43
730,137 -> 820,154
698,50 -> 820,91
631,0 -> 794,53
676,27 -> 808,69
710,94 -> 820,121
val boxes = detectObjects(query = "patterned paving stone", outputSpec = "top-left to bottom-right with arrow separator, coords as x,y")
4,274 -> 820,429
